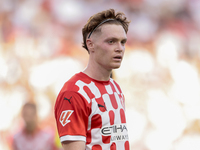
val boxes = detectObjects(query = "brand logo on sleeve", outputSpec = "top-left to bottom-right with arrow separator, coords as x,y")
59,110 -> 74,126
64,96 -> 72,104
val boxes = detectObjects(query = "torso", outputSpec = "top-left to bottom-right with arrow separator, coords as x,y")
55,72 -> 129,150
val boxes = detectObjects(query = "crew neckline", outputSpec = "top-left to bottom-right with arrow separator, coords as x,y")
79,72 -> 111,84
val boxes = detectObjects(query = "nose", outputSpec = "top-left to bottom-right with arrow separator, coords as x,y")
115,42 -> 124,52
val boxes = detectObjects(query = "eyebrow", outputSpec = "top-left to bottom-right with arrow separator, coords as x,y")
105,37 -> 127,41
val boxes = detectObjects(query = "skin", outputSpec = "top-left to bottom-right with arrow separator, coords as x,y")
22,106 -> 38,134
62,141 -> 85,150
84,24 -> 127,81
62,24 -> 127,150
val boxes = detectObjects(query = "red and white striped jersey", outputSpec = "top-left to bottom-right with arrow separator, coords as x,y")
54,72 -> 129,150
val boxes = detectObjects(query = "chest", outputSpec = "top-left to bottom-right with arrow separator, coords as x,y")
76,80 -> 126,126
14,132 -> 53,150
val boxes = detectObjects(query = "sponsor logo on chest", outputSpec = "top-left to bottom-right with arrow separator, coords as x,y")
101,124 -> 129,141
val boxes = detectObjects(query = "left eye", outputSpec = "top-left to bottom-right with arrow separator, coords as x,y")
108,40 -> 113,44
121,41 -> 126,45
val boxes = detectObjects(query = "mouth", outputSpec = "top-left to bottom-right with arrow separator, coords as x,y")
113,56 -> 122,61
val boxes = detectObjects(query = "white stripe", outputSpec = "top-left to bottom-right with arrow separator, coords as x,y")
60,135 -> 86,143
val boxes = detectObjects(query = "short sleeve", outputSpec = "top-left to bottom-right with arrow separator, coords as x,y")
54,91 -> 90,143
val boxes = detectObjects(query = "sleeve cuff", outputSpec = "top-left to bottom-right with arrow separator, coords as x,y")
60,135 -> 86,143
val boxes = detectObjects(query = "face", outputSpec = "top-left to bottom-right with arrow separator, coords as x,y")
22,106 -> 37,131
89,24 -> 127,71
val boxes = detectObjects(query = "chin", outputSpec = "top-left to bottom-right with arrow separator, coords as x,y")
110,62 -> 122,69
112,65 -> 121,69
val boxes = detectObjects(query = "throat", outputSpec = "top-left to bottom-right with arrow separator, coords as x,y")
83,67 -> 111,81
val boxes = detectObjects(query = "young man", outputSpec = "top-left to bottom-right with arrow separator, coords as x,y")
54,9 -> 130,150
12,102 -> 58,150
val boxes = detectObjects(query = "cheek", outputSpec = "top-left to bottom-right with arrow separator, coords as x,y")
95,44 -> 108,55
96,42 -> 107,49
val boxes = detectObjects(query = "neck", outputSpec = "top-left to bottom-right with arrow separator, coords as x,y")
83,60 -> 112,81
25,124 -> 38,134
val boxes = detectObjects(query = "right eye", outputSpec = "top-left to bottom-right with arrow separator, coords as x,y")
108,40 -> 114,44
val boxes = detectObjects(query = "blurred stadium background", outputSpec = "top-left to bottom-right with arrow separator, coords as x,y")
1,0 -> 200,150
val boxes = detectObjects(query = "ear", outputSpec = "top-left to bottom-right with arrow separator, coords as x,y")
86,39 -> 95,53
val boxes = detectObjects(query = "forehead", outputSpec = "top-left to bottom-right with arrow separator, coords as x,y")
99,24 -> 127,39
22,105 -> 36,114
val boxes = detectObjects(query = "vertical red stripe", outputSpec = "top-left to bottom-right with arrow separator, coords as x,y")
91,114 -> 102,128
109,110 -> 115,125
86,130 -> 92,144
120,109 -> 126,123
102,135 -> 111,144
110,94 -> 118,109
124,141 -> 130,150
92,145 -> 102,150
110,142 -> 116,150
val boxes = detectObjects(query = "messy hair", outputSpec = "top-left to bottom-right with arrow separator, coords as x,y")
82,9 -> 130,52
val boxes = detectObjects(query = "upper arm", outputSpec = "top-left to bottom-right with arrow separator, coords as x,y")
54,91 -> 90,144
62,141 -> 85,150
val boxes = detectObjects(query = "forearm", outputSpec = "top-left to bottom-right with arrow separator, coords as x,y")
62,141 -> 85,150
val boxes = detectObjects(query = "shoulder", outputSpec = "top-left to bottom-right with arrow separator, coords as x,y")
55,90 -> 91,116
109,78 -> 123,93
110,78 -> 119,86
37,128 -> 55,140
56,90 -> 87,106
12,129 -> 26,143
13,130 -> 23,140
61,73 -> 82,92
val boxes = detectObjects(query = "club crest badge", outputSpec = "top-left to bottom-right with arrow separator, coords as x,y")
59,110 -> 74,126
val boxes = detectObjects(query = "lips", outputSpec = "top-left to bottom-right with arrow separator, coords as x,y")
114,56 -> 122,59
113,55 -> 122,61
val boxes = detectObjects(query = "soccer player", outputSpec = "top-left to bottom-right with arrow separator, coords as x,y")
54,9 -> 130,150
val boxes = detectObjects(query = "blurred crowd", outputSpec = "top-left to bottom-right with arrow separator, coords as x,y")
0,0 -> 200,150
